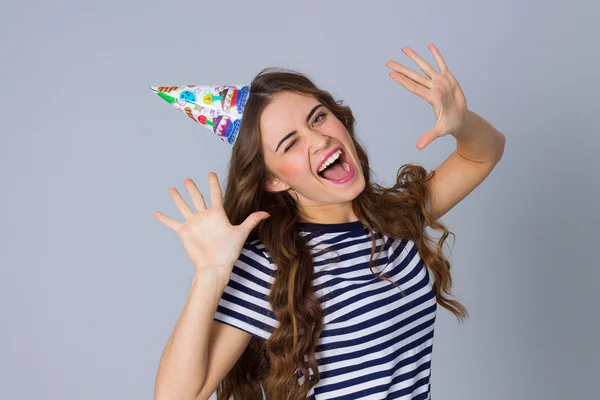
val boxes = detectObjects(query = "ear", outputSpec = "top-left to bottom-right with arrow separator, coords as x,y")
263,175 -> 289,193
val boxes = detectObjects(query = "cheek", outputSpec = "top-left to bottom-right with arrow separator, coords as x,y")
278,163 -> 299,179
277,156 -> 309,180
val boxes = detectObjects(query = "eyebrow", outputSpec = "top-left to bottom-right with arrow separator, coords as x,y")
275,104 -> 324,153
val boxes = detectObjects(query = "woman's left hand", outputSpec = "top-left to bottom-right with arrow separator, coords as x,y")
386,44 -> 468,150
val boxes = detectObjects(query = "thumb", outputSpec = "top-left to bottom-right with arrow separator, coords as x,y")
417,126 -> 440,150
239,212 -> 270,234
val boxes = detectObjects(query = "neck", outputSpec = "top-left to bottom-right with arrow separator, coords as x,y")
296,202 -> 358,224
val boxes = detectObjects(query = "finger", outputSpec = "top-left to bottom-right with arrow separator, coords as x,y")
417,126 -> 442,150
389,72 -> 429,100
402,47 -> 438,78
207,172 -> 224,209
154,211 -> 183,232
238,212 -> 270,235
428,44 -> 449,73
169,187 -> 194,219
385,60 -> 431,88
184,178 -> 207,212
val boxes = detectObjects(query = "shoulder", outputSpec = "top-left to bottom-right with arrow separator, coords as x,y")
234,239 -> 274,281
240,238 -> 269,262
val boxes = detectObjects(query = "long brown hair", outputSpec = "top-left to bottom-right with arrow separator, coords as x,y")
219,68 -> 467,400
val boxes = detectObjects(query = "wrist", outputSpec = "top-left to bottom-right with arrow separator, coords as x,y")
191,267 -> 231,291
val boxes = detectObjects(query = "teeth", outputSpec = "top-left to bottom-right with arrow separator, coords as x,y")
317,150 -> 342,173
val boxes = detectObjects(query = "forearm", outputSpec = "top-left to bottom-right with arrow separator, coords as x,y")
154,268 -> 230,400
451,110 -> 506,164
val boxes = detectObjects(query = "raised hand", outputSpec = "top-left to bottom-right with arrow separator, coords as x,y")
386,44 -> 468,151
154,173 -> 270,275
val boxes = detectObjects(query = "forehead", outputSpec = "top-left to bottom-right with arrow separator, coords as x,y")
260,92 -> 318,147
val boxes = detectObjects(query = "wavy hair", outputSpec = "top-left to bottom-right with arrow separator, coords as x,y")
218,68 -> 467,400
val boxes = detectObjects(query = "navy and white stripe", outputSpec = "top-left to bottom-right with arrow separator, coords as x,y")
214,220 -> 437,399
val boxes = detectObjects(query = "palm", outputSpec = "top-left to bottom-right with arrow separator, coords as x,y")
178,210 -> 245,270
429,76 -> 467,140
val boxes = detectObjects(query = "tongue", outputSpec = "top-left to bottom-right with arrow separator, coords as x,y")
321,160 -> 348,181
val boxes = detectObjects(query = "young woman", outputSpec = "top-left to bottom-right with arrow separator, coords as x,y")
153,45 -> 506,400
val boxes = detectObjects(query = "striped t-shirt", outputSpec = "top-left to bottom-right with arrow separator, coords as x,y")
214,220 -> 437,399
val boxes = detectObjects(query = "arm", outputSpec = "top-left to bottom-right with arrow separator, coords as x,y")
152,173 -> 268,399
154,268 -> 232,400
384,45 -> 506,223
426,110 -> 506,222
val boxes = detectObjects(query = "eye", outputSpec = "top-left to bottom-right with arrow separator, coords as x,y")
283,113 -> 326,153
284,139 -> 297,153
311,112 -> 326,126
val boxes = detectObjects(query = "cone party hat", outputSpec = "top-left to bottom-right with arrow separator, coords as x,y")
150,85 -> 250,146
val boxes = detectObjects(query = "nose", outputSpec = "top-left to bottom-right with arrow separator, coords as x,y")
308,130 -> 329,154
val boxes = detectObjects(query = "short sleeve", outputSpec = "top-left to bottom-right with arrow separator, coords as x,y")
213,240 -> 278,340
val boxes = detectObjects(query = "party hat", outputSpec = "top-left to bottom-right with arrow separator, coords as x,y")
150,85 -> 250,146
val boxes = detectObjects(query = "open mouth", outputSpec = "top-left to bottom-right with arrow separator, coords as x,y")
317,149 -> 355,184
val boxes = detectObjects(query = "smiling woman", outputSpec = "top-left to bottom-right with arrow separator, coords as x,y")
154,65 -> 471,400
153,67 -> 468,400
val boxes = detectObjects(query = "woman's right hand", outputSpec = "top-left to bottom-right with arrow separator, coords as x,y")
154,172 -> 270,276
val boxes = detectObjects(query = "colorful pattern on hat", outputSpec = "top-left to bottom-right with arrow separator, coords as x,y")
150,85 -> 250,146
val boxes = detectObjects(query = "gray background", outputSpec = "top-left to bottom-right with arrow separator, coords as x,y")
1,0 -> 598,399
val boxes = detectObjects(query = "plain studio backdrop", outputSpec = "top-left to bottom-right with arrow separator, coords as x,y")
1,0 -> 598,399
